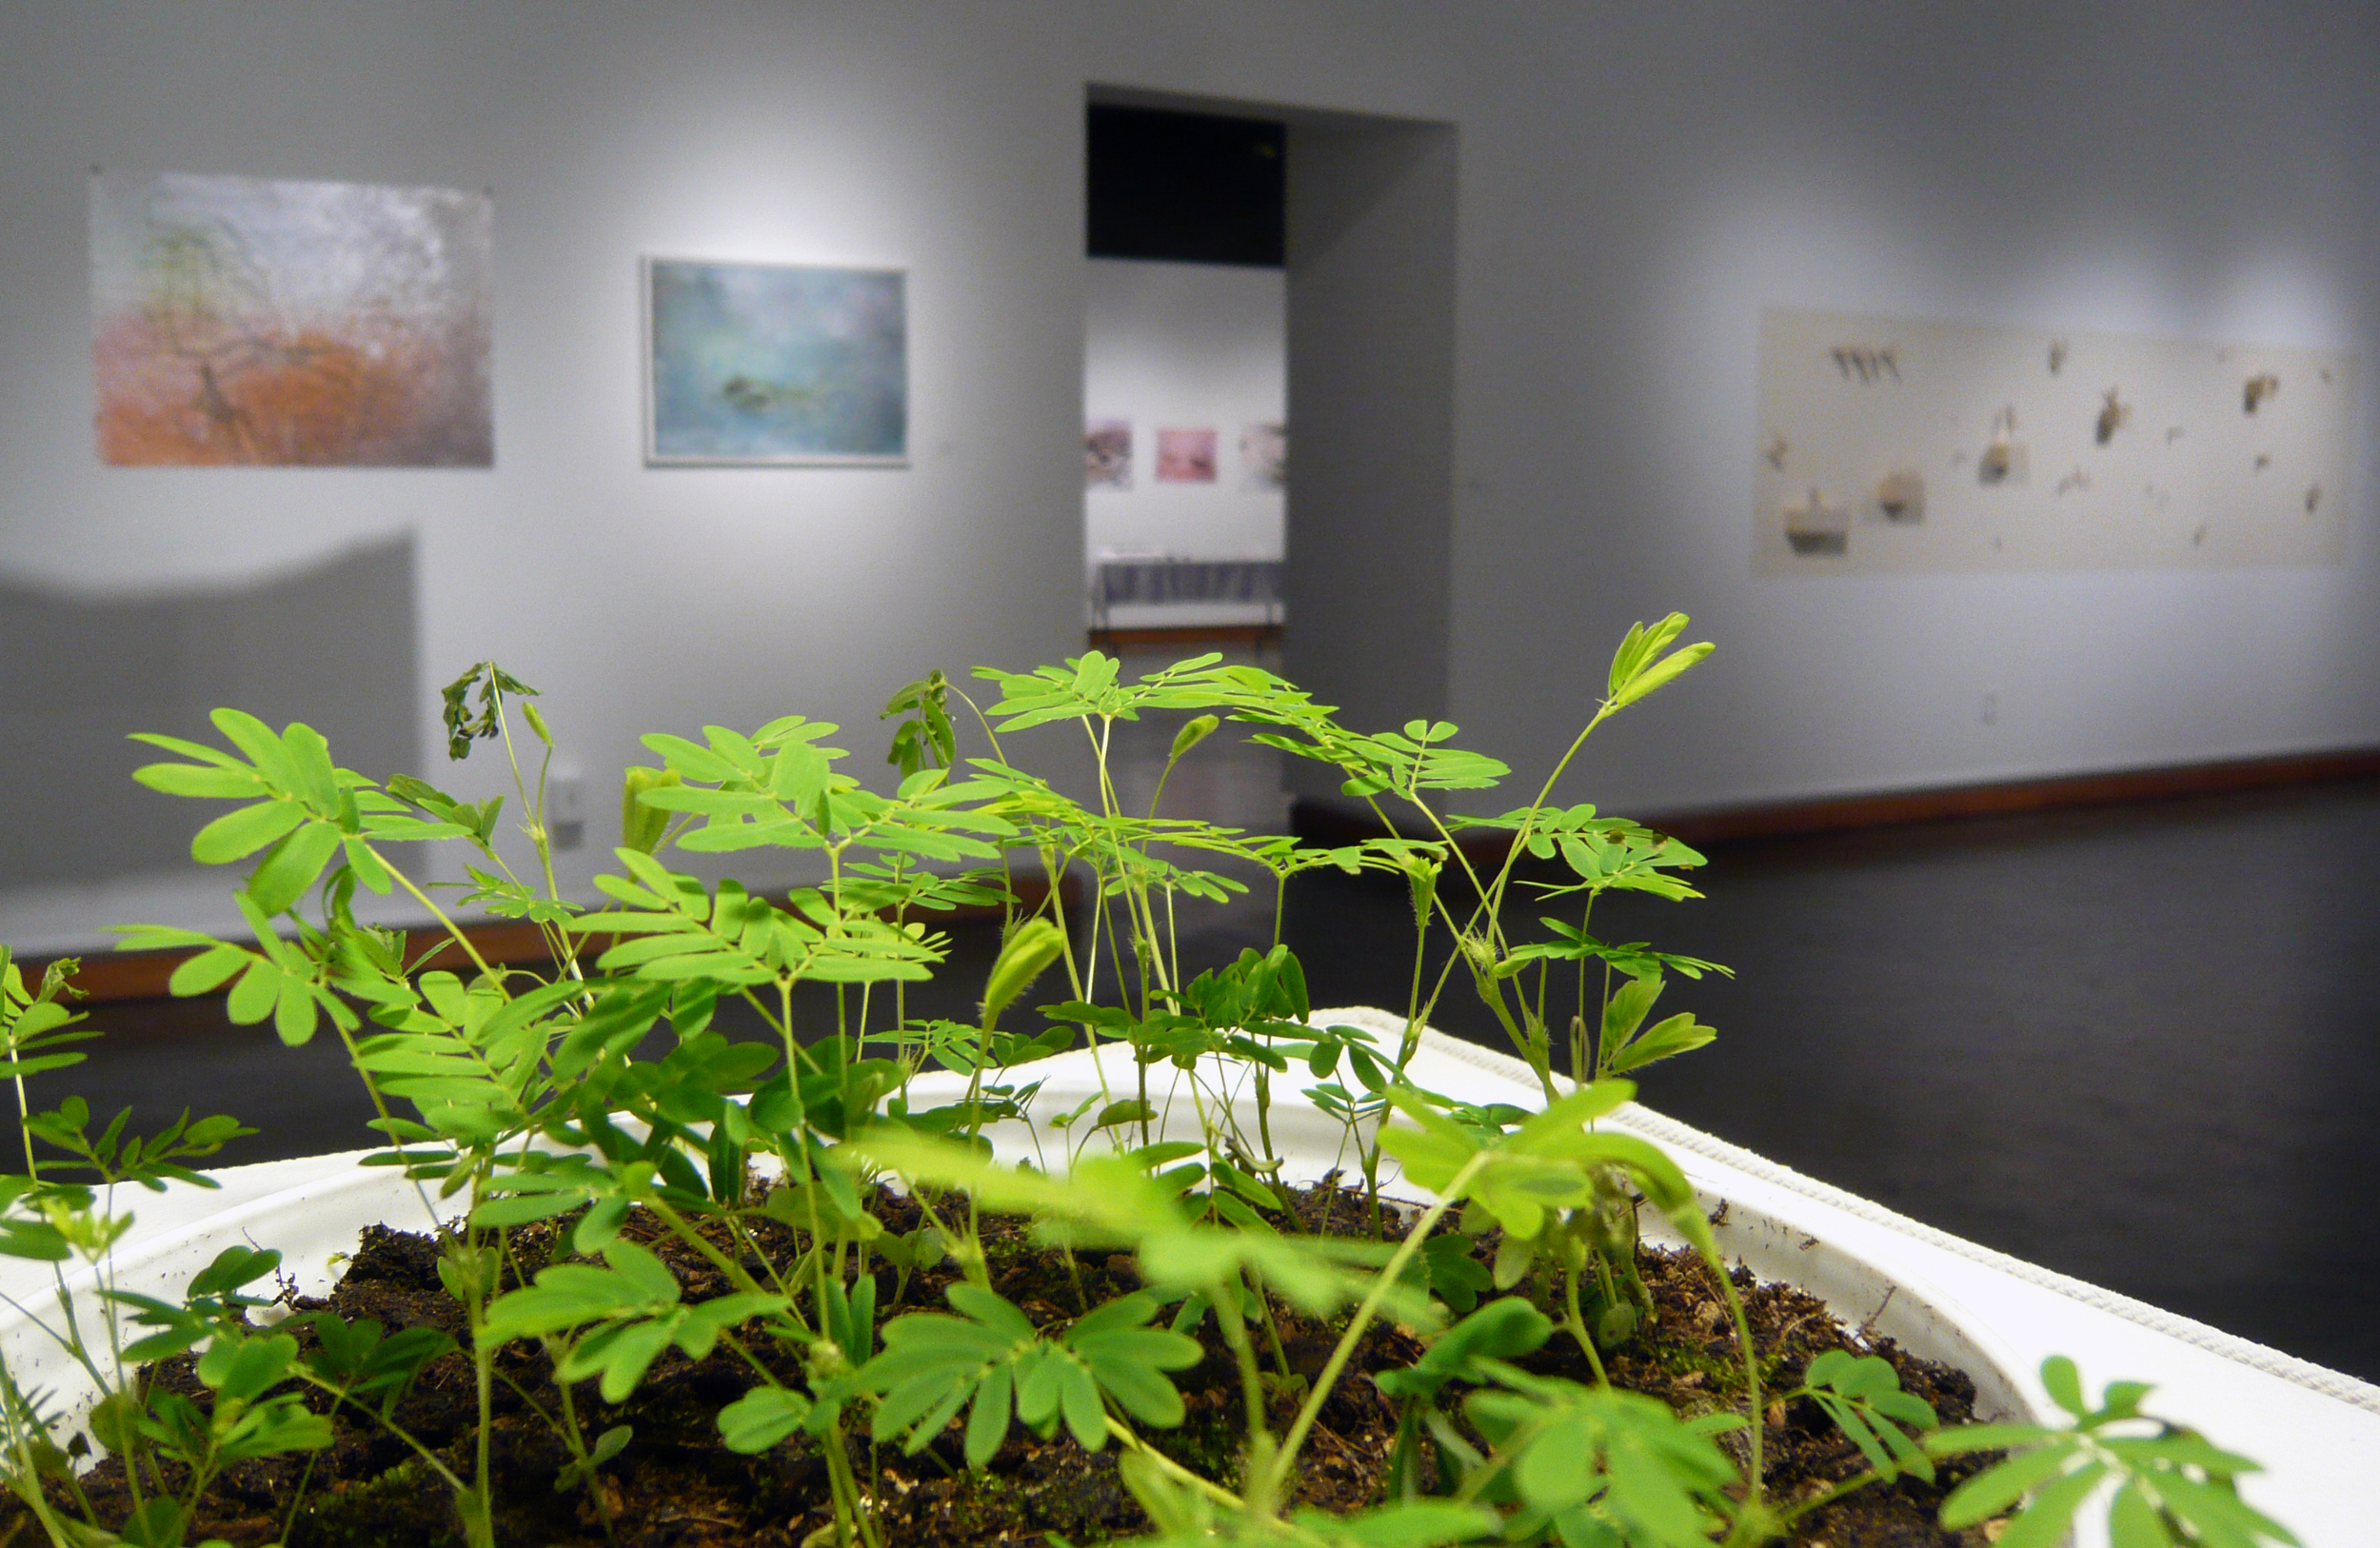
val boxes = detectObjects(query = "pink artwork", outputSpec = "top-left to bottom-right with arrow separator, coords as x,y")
1155,427 -> 1218,483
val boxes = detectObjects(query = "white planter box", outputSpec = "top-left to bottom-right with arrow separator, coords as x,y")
5,1015 -> 2373,1546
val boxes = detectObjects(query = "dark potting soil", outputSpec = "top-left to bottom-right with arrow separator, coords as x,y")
10,1183 -> 2005,1547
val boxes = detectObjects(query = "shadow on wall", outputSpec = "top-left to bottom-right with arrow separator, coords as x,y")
0,534 -> 419,887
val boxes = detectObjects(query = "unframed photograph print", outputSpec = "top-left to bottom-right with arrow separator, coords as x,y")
1085,417 -> 1131,487
1155,427 -> 1217,483
90,170 -> 493,466
1754,306 -> 2353,573
1240,421 -> 1286,489
646,259 -> 906,465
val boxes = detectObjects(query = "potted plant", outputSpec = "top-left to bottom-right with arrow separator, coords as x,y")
0,618 -> 2294,1548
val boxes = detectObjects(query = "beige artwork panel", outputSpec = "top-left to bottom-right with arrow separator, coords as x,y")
1754,307 -> 2354,575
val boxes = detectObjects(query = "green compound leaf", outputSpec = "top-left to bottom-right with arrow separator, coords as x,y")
1056,1291 -> 1201,1433
189,800 -> 307,865
246,819 -> 344,916
1605,614 -> 1713,709
2040,1353 -> 2087,1418
1478,1379 -> 1736,1548
718,1386 -> 813,1454
1417,1233 -> 1494,1315
864,1284 -> 1200,1470
1376,1297 -> 1552,1403
1800,1348 -> 1936,1483
1934,1359 -> 2296,1548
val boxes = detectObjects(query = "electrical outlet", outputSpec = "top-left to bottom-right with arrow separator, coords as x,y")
1980,690 -> 2000,726
547,763 -> 585,851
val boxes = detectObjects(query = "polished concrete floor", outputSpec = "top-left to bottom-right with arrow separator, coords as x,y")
42,643 -> 2380,1382
1280,788 -> 2380,1384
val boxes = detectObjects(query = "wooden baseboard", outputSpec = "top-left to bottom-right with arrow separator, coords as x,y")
1293,744 -> 2380,858
1650,745 -> 2380,845
30,922 -> 567,1005
35,748 -> 2375,1002
30,871 -> 1081,1005
1087,623 -> 1283,651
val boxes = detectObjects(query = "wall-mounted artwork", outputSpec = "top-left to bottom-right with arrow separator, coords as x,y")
89,171 -> 493,466
1755,307 -> 2354,574
645,258 -> 905,466
1155,427 -> 1217,483
1240,421 -> 1286,490
1085,418 -> 1131,487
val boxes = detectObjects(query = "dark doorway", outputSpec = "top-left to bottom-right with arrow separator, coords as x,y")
1087,106 -> 1285,268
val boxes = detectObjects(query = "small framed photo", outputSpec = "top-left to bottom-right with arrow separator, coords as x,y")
644,257 -> 907,466
1085,417 -> 1132,487
1155,427 -> 1218,483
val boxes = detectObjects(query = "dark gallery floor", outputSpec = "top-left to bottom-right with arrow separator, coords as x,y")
45,645 -> 2380,1384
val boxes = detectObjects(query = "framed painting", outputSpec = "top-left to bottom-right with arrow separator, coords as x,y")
90,170 -> 493,466
644,257 -> 907,466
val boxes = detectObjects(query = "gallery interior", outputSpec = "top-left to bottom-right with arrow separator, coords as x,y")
0,5 -> 2375,1538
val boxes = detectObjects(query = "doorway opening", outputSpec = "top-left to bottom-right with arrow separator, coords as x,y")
1082,104 -> 1287,657
1080,89 -> 1458,934
1082,88 -> 1458,817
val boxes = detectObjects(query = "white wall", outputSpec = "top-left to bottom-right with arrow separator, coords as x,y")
2,2 -> 2375,951
0,1 -> 1110,952
1083,258 -> 1285,566
1438,6 -> 2380,816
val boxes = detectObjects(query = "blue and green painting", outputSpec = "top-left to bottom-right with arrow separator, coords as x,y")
645,259 -> 905,464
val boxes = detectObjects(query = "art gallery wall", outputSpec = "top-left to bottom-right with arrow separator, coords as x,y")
0,1 -> 1454,952
1082,256 -> 1285,626
1424,5 -> 2380,815
0,2 -> 2375,951
1085,3 -> 2380,823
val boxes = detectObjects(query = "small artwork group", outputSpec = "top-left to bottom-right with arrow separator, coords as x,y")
1088,420 -> 1283,490
89,170 -> 494,466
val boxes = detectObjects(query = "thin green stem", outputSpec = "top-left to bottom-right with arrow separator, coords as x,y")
1215,1293 -> 1277,1512
1479,705 -> 1616,928
1266,1149 -> 1491,1502
1561,1255 -> 1610,1385
493,700 -> 575,975
10,1062 -> 33,1181
641,1192 -> 777,1300
1399,897 -> 1429,1068
1774,1459 -> 1891,1528
296,1369 -> 471,1498
1102,1415 -> 1249,1512
1704,1251 -> 1766,1503
458,1257 -> 498,1548
549,1357 -> 619,1540
369,845 -> 502,984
